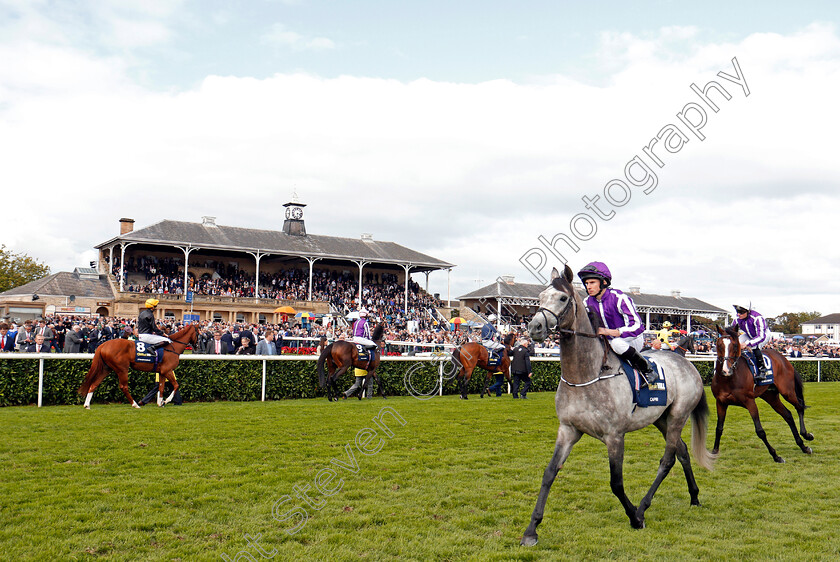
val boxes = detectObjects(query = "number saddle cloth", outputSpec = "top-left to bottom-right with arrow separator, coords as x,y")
741,352 -> 775,386
134,341 -> 165,371
620,356 -> 667,409
355,343 -> 377,363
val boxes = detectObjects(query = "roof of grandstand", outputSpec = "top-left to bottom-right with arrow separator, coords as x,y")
459,280 -> 727,314
96,219 -> 454,271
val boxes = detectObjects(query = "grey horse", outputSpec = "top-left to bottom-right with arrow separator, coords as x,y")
521,265 -> 716,546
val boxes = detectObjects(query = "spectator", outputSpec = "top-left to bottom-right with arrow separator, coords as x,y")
511,338 -> 533,399
15,320 -> 35,351
64,325 -> 85,353
234,336 -> 255,355
0,323 -> 14,352
25,334 -> 50,353
203,330 -> 231,355
256,330 -> 278,355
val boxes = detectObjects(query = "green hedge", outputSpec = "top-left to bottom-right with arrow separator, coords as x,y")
1,357 -> 837,407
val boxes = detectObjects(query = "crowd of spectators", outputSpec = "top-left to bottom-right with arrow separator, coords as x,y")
109,255 -> 443,329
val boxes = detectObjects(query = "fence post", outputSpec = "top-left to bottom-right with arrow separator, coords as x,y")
37,357 -> 44,407
262,359 -> 267,402
439,359 -> 444,397
818,359 -> 821,383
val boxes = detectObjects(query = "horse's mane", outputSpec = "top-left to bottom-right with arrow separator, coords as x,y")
553,271 -> 598,334
371,323 -> 385,341
503,332 -> 515,346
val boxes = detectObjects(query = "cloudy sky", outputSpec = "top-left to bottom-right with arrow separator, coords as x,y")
2,0 -> 839,317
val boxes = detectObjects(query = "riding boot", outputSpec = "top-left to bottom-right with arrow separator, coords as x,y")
620,348 -> 657,385
149,341 -> 167,351
751,347 -> 767,382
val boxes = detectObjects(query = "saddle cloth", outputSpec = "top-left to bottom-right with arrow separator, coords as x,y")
135,341 -> 164,367
742,353 -> 775,386
355,344 -> 376,362
620,356 -> 667,408
484,347 -> 504,367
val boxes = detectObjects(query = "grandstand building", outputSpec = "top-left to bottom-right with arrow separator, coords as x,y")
0,200 -> 455,324
459,276 -> 728,331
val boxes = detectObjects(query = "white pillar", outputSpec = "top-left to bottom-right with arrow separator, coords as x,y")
447,268 -> 451,308
424,271 -> 430,293
247,251 -> 265,303
646,310 -> 650,331
306,257 -> 321,301
402,264 -> 413,314
354,260 -> 367,306
687,313 -> 692,333
109,246 -> 114,275
179,246 -> 198,298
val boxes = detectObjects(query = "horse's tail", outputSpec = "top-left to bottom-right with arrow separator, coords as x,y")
793,368 -> 807,409
317,344 -> 332,388
690,390 -> 717,471
78,347 -> 108,396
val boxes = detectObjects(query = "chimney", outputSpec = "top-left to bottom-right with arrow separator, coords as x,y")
202,216 -> 217,227
119,218 -> 135,235
500,275 -> 515,285
629,286 -> 641,295
671,290 -> 681,298
361,233 -> 373,242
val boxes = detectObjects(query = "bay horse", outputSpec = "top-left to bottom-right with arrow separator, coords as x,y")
451,332 -> 515,399
711,325 -> 813,462
78,324 -> 199,409
521,266 -> 715,546
317,324 -> 386,401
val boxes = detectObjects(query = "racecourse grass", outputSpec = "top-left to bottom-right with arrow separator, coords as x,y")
2,384 -> 840,561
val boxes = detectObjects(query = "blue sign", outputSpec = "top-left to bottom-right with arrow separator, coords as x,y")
183,313 -> 200,323
185,291 -> 194,303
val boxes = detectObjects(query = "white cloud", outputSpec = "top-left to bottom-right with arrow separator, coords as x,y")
261,23 -> 335,51
2,21 -> 840,317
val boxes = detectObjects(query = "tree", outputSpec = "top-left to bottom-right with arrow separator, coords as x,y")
0,245 -> 51,293
769,312 -> 822,334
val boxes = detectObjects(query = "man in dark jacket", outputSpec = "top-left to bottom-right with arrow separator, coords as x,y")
511,338 -> 533,399
64,325 -> 85,353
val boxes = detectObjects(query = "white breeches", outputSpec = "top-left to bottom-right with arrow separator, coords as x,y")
609,335 -> 644,355
353,337 -> 375,347
739,332 -> 770,349
483,339 -> 504,350
139,334 -> 172,345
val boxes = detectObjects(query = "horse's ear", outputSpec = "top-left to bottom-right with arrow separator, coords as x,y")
550,267 -> 560,281
715,324 -> 723,335
563,264 -> 573,283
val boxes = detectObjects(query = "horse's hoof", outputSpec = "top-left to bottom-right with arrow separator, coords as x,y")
520,534 -> 538,547
132,404 -> 141,409
711,448 -> 719,455
83,405 -> 90,410
802,447 -> 813,455
774,457 -> 786,463
803,432 -> 814,441
631,517 -> 645,529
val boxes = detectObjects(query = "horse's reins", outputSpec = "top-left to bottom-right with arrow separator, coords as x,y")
163,327 -> 197,355
536,297 -> 613,385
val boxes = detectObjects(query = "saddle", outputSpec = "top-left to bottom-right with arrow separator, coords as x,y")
135,341 -> 165,371
620,356 -> 667,408
742,353 -> 775,386
484,346 -> 504,367
355,343 -> 378,363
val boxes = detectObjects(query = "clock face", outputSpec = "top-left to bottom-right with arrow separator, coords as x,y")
285,207 -> 292,219
291,207 -> 304,219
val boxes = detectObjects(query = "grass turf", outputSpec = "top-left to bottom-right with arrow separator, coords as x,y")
2,384 -> 840,561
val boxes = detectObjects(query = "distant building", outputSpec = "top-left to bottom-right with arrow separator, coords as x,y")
0,200 -> 454,323
801,314 -> 840,342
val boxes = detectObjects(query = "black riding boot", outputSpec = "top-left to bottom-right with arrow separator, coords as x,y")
752,347 -> 767,382
621,348 -> 657,385
149,341 -> 167,351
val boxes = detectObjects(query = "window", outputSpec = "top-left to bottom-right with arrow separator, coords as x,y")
213,312 -> 223,322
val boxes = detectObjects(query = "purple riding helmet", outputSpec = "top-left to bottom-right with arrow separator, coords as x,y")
577,262 -> 612,287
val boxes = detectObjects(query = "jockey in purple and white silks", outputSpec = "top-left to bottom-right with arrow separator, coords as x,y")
732,304 -> 770,381
352,309 -> 376,349
578,262 -> 657,384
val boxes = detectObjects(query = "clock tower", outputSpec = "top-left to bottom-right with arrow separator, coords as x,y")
282,200 -> 307,236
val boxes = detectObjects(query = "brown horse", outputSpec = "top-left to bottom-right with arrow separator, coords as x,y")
317,324 -> 386,401
451,332 -> 515,399
78,324 -> 199,409
712,325 -> 813,462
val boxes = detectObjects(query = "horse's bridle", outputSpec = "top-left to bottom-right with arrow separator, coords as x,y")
165,326 -> 197,355
535,289 -> 611,379
715,337 -> 739,374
